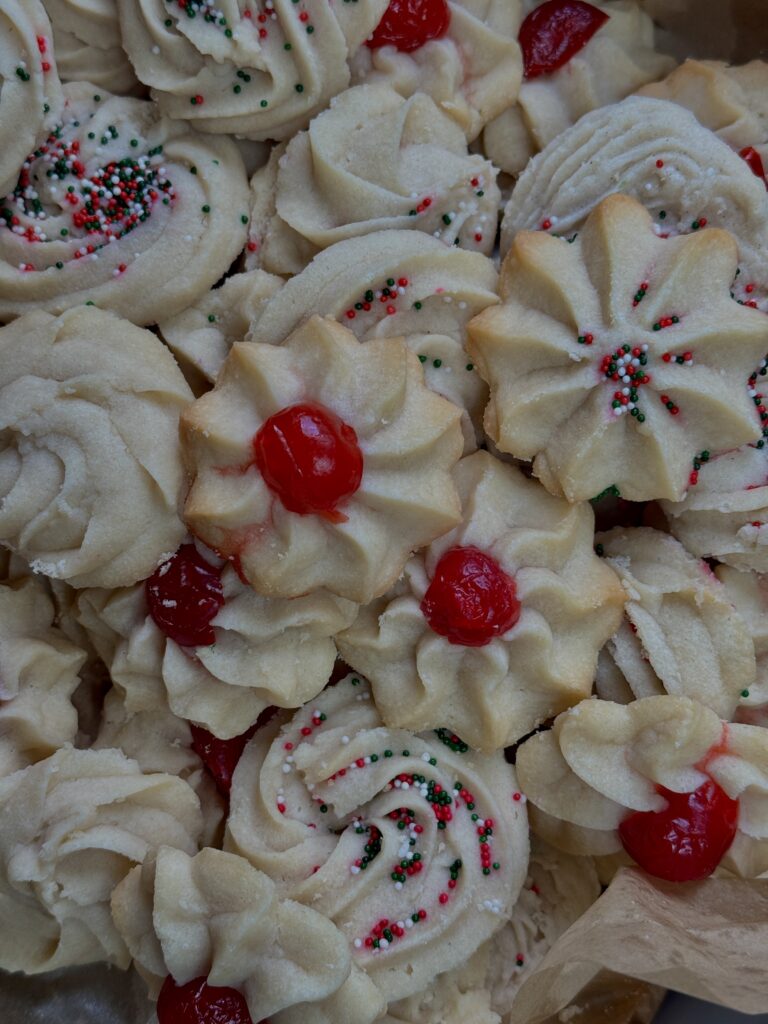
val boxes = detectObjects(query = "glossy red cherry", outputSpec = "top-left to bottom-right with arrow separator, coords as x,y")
519,0 -> 609,79
618,779 -> 739,883
157,975 -> 252,1024
189,707 -> 277,797
421,546 -> 521,647
366,0 -> 451,53
253,402 -> 363,523
146,544 -> 224,648
739,146 -> 768,187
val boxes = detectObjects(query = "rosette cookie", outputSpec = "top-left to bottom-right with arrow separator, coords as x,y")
0,746 -> 203,973
0,577 -> 86,777
76,542 -> 357,739
660,442 -> 768,573
484,0 -> 673,176
469,194 -> 768,503
715,567 -> 768,721
225,674 -> 529,1002
117,0 -> 387,140
338,452 -> 623,751
248,84 -> 500,275
0,0 -> 63,198
0,82 -> 249,324
112,846 -> 385,1024
181,316 -> 463,604
516,695 -> 768,881
45,0 -> 141,95
0,307 -> 192,588
351,0 -> 522,142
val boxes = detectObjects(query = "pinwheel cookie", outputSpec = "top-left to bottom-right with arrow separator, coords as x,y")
338,451 -> 623,751
351,0 -> 523,142
181,316 -> 464,604
76,542 -> 357,739
0,307 -> 192,588
45,0 -> 140,95
0,746 -> 203,974
516,695 -> 768,881
469,194 -> 768,503
112,846 -> 385,1024
225,674 -> 530,1003
117,0 -> 387,140
0,83 -> 249,325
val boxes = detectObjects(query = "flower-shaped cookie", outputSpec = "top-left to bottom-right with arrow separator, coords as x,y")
337,451 -> 624,750
0,83 -> 249,325
660,442 -> 768,572
112,846 -> 384,1024
249,84 -> 500,275
0,307 -> 192,588
225,674 -> 529,1003
0,0 -> 63,198
594,528 -> 756,721
484,0 -> 674,176
469,194 -> 768,502
181,316 -> 464,604
715,567 -> 768,719
45,0 -> 140,94
77,542 -> 357,738
117,0 -> 387,140
351,0 -> 522,142
0,746 -> 203,973
516,695 -> 768,880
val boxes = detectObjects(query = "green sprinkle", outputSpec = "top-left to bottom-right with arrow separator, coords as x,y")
432,359 -> 442,368
413,301 -> 422,310
240,214 -> 248,224
307,24 -> 314,33
93,94 -> 101,102
55,261 -> 63,269
284,42 -> 292,50
165,18 -> 172,26
295,83 -> 304,93
233,85 -> 242,94
442,213 -> 452,225
202,204 -> 211,213
260,99 -> 268,107
130,138 -> 139,148
190,165 -> 197,175
741,689 -> 751,698
418,354 -> 427,363
207,314 -> 217,322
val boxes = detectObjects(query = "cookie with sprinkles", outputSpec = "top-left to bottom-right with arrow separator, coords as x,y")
351,0 -> 523,142
180,315 -> 464,604
0,0 -> 63,198
116,0 -> 388,140
594,527 -> 756,721
469,194 -> 768,503
45,0 -> 142,95
516,694 -> 768,881
337,451 -> 624,751
0,82 -> 249,325
247,84 -> 500,275
225,673 -> 529,1003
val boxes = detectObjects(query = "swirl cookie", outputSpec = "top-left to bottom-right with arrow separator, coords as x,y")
469,194 -> 768,502
45,0 -> 141,95
0,307 -> 192,588
225,674 -> 530,1003
338,451 -> 624,751
181,315 -> 464,604
117,0 -> 387,140
0,82 -> 249,325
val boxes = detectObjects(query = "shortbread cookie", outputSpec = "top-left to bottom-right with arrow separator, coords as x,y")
351,0 -> 523,142
77,543 -> 357,738
0,83 -> 249,325
484,0 -> 674,176
660,443 -> 768,572
469,194 -> 768,502
516,695 -> 768,880
0,0 -> 63,198
112,846 -> 384,1024
45,0 -> 140,95
0,746 -> 202,973
0,307 -> 192,588
181,316 -> 463,604
225,674 -> 529,1003
715,567 -> 768,716
338,452 -> 624,750
384,949 -> 499,1024
117,0 -> 387,140
594,528 -> 756,721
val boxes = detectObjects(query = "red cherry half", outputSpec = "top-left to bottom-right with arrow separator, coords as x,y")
618,779 -> 739,883
157,976 -> 252,1024
421,546 -> 521,647
190,707 -> 277,797
146,544 -> 225,648
366,0 -> 451,53
740,146 -> 768,188
253,402 -> 363,523
519,0 -> 609,79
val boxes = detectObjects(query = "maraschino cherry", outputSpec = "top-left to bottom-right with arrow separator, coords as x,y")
619,779 -> 739,882
421,546 -> 521,647
519,0 -> 609,79
366,0 -> 451,53
253,402 -> 363,523
740,146 -> 768,187
146,544 -> 224,648
190,706 -> 277,797
157,975 -> 252,1024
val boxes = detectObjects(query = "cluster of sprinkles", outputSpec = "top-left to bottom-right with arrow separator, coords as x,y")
601,343 -> 650,420
406,174 -> 491,248
748,355 -> 768,448
688,450 -> 710,487
344,275 -> 409,320
15,35 -> 52,83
